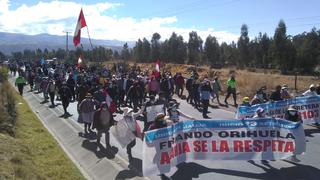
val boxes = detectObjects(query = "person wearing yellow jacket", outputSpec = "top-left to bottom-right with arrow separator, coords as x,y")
15,75 -> 27,96
224,74 -> 238,107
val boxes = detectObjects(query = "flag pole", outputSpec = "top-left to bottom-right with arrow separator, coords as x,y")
86,26 -> 94,50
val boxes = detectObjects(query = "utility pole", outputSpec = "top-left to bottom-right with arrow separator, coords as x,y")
63,31 -> 71,63
63,31 -> 71,52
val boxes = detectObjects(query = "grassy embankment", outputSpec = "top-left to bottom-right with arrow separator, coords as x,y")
102,61 -> 317,100
0,66 -> 84,179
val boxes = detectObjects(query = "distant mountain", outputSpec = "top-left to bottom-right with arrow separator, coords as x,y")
0,32 -> 135,55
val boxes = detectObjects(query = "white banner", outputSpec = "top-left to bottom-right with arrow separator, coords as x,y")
146,104 -> 164,122
236,95 -> 320,124
142,119 -> 306,176
111,118 -> 136,148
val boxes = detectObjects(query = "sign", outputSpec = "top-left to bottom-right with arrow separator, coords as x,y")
146,104 -> 164,122
111,118 -> 136,148
142,119 -> 305,176
236,95 -> 320,124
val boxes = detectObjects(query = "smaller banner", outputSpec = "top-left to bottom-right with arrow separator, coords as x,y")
236,96 -> 320,124
142,119 -> 306,176
111,118 -> 136,148
146,104 -> 164,122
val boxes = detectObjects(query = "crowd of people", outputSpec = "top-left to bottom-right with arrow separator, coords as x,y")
9,60 -> 315,179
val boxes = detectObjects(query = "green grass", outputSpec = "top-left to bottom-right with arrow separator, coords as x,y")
0,84 -> 84,180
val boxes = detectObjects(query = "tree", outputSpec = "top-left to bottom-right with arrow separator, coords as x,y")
188,31 -> 203,64
142,38 -> 151,62
133,39 -> 143,61
113,50 -> 120,59
0,51 -> 6,61
273,20 -> 295,73
151,33 -> 161,61
204,35 -> 220,65
237,24 -> 250,67
121,43 -> 130,60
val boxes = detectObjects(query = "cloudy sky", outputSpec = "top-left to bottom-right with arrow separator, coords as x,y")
0,0 -> 320,43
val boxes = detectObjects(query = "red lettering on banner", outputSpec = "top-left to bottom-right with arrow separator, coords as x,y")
183,142 -> 190,153
284,142 -> 294,152
277,140 -> 285,151
201,141 -> 208,152
263,140 -> 271,151
220,140 -> 230,152
193,141 -> 201,152
272,140 -> 277,151
160,152 -> 170,164
169,146 -> 176,159
244,140 -> 252,152
233,140 -> 244,152
253,140 -> 262,152
212,141 -> 218,152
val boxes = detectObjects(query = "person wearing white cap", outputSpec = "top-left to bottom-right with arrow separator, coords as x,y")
253,107 -> 267,118
302,84 -> 317,96
284,105 -> 302,162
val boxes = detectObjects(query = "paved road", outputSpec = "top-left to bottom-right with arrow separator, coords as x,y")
10,75 -> 320,180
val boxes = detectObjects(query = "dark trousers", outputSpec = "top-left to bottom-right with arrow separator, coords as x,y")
61,99 -> 70,114
17,84 -> 24,95
225,88 -> 237,105
202,99 -> 209,117
49,92 -> 55,106
187,89 -> 193,103
97,128 -> 110,148
70,87 -> 75,101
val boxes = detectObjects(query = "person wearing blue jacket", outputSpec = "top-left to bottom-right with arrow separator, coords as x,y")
201,79 -> 213,118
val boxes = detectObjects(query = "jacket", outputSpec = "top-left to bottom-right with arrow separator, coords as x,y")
92,109 -> 115,131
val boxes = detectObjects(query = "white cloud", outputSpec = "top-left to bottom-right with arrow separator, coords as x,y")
0,0 -> 238,43
0,0 -> 10,14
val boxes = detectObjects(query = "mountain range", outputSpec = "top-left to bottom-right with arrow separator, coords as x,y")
0,32 -> 135,55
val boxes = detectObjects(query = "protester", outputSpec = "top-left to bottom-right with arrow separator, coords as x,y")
241,97 -> 251,107
79,93 -> 99,134
47,79 -> 56,108
148,113 -> 172,180
15,74 -> 27,96
66,75 -> 76,102
200,78 -> 212,118
192,78 -> 201,109
58,81 -> 72,117
92,102 -> 115,151
186,75 -> 194,104
224,73 -> 237,107
174,73 -> 184,97
269,85 -> 283,102
253,107 -> 266,118
302,84 -> 317,96
211,76 -> 222,105
281,84 -> 292,99
284,105 -> 302,162
251,89 -> 268,105
122,107 -> 143,161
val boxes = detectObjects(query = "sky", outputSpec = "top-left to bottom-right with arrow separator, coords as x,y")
0,0 -> 320,43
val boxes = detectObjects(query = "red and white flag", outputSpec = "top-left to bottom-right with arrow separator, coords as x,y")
77,53 -> 83,69
104,90 -> 116,113
73,9 -> 87,47
155,59 -> 160,72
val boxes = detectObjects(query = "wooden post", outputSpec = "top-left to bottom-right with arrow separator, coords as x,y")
294,72 -> 298,91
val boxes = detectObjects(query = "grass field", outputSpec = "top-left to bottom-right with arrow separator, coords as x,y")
100,61 -> 317,100
0,75 -> 84,179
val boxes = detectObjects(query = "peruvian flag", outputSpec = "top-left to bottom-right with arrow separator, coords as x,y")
73,9 -> 87,47
104,90 -> 116,113
153,59 -> 161,78
77,53 -> 83,70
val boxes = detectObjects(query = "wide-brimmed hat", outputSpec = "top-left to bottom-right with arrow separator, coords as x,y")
310,84 -> 316,89
155,113 -> 166,122
287,105 -> 297,111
